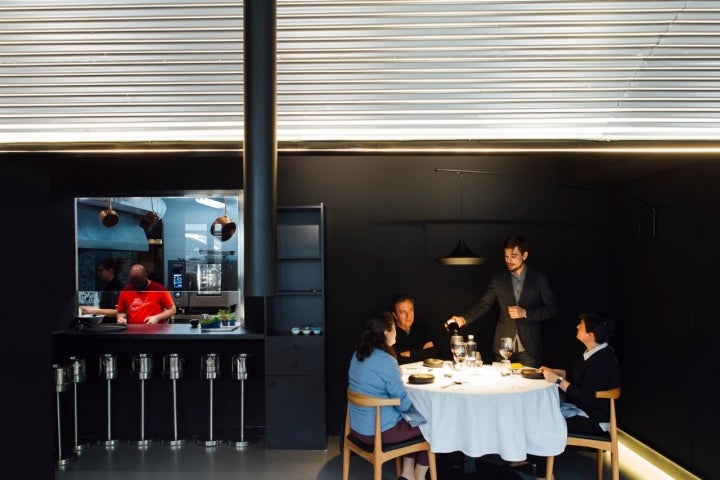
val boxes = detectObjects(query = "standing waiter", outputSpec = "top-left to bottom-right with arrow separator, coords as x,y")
444,235 -> 558,368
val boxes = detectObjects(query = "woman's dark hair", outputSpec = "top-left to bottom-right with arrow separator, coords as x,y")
579,312 -> 614,344
99,257 -> 124,275
355,312 -> 396,361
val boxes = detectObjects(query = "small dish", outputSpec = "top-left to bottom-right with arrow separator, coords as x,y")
422,358 -> 444,368
520,368 -> 545,380
408,373 -> 435,384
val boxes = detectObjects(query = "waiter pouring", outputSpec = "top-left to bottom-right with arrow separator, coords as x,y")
444,235 -> 558,368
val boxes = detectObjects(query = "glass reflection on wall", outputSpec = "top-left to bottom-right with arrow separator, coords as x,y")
75,194 -> 244,324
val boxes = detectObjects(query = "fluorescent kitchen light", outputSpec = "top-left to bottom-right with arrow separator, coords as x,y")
196,197 -> 225,209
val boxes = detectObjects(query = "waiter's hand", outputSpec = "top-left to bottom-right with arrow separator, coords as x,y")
508,306 -> 527,319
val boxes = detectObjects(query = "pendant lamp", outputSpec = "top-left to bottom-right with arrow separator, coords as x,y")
437,172 -> 485,266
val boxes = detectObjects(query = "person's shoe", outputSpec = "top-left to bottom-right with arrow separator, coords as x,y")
505,460 -> 530,468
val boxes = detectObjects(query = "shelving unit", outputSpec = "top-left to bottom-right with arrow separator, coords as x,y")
265,204 -> 326,449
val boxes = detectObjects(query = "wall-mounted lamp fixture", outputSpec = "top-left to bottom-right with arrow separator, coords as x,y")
98,198 -> 119,228
210,197 -> 236,242
436,170 -> 485,266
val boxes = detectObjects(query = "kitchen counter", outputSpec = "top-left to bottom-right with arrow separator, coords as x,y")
51,322 -> 267,443
52,322 -> 264,340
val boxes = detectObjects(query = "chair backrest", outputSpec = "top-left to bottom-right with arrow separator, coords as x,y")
345,389 -> 401,452
597,387 -> 620,440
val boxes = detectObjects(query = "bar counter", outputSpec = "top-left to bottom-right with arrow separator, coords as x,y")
51,322 -> 266,444
53,322 -> 265,340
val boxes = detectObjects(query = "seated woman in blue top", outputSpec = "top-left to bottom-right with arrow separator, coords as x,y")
348,312 -> 430,480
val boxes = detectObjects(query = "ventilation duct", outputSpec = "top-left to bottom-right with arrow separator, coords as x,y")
76,203 -> 149,251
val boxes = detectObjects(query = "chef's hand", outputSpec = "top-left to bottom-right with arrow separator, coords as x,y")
144,315 -> 160,325
508,306 -> 527,319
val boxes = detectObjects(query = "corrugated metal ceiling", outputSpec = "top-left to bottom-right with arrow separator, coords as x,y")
1,0 -> 719,145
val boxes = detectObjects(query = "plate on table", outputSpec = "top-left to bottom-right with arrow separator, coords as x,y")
408,373 -> 435,384
520,368 -> 545,380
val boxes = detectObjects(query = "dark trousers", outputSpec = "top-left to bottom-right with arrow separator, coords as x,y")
351,419 -> 429,466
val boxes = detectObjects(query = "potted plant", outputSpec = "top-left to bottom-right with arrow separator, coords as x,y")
201,316 -> 220,329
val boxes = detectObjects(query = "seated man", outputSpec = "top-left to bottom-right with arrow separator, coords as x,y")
391,293 -> 439,365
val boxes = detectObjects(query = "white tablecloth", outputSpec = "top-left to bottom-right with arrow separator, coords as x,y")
401,362 -> 567,461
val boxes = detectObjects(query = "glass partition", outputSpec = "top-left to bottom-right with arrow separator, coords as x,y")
75,194 -> 244,324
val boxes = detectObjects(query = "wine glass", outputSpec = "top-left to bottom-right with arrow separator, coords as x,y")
498,337 -> 513,375
451,341 -> 467,370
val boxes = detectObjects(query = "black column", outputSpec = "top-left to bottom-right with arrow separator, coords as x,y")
243,0 -> 277,296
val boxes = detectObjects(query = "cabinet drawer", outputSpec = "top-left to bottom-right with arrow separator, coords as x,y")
266,336 -> 324,375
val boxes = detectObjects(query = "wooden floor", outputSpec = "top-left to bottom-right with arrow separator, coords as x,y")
55,435 -> 635,480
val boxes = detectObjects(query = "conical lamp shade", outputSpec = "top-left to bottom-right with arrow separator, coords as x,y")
437,238 -> 486,266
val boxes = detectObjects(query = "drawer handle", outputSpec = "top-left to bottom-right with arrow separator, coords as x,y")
291,344 -> 298,349
292,362 -> 298,368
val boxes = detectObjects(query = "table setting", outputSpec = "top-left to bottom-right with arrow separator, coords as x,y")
400,357 -> 567,461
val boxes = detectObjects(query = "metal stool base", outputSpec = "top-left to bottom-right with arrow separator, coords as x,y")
99,439 -> 119,448
129,439 -> 153,447
198,438 -> 223,447
56,453 -> 77,466
230,440 -> 253,448
72,441 -> 91,452
163,439 -> 186,447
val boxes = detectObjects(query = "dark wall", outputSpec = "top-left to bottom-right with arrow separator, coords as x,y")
609,162 -> 720,480
3,150 -> 710,478
276,154 -> 611,437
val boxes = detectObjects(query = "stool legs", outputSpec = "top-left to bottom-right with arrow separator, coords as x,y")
231,353 -> 252,447
163,353 -> 185,447
199,353 -> 222,447
53,363 -> 76,466
130,353 -> 153,447
98,354 -> 119,447
167,378 -> 184,446
68,356 -> 89,452
101,377 -> 119,447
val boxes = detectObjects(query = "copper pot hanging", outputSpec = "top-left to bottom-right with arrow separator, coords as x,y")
140,197 -> 159,230
210,198 -> 236,241
98,198 -> 119,227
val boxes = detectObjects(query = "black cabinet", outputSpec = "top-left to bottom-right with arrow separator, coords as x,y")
265,205 -> 326,449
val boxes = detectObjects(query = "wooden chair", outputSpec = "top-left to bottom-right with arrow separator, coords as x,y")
342,389 -> 437,480
546,387 -> 621,480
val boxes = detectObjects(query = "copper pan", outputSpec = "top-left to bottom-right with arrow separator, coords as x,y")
98,198 -> 119,227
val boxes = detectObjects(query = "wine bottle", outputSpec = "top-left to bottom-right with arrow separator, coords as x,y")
445,318 -> 460,334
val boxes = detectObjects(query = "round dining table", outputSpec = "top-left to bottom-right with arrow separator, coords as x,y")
401,361 -> 567,462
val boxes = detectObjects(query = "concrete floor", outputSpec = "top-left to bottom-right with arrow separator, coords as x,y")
55,435 -> 629,480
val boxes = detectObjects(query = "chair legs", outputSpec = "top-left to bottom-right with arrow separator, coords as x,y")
546,455 -> 555,480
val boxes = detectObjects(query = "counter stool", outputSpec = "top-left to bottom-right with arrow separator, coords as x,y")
198,353 -> 222,447
162,353 -> 186,447
67,356 -> 90,452
230,353 -> 253,447
98,354 -> 119,447
129,354 -> 154,447
53,363 -> 77,466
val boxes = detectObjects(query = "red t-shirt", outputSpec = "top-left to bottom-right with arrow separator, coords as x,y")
116,280 -> 175,324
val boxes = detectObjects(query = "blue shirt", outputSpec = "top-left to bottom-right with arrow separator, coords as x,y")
347,349 -> 412,435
